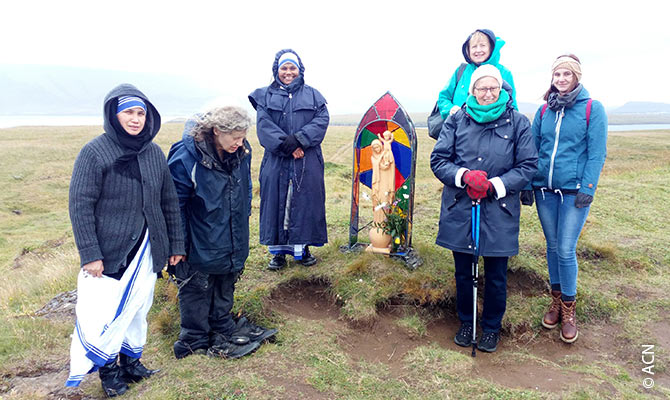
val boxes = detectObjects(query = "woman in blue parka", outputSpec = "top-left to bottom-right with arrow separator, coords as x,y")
167,106 -> 274,360
431,65 -> 537,353
249,49 -> 329,270
521,54 -> 607,344
437,29 -> 518,118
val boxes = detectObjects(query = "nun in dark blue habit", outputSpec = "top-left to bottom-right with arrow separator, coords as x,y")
248,49 -> 329,270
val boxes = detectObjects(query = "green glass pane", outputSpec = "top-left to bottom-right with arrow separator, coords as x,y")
358,128 -> 378,148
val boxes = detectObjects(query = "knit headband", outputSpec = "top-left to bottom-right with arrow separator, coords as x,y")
552,56 -> 582,82
278,52 -> 299,69
117,96 -> 147,114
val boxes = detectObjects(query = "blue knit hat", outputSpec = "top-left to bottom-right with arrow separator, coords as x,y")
117,96 -> 146,114
278,52 -> 299,68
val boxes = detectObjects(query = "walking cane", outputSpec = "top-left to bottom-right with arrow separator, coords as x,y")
471,199 -> 481,357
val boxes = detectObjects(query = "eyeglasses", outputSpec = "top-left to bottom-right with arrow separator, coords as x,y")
474,86 -> 501,94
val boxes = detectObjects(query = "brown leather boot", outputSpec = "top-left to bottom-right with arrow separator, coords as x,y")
542,290 -> 562,329
560,299 -> 579,343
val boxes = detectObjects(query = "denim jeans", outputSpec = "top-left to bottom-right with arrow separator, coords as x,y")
453,251 -> 508,333
534,190 -> 590,297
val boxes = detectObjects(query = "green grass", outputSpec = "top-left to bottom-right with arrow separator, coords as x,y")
1,124 -> 669,398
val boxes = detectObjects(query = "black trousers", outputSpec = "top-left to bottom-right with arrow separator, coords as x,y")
175,261 -> 237,350
453,251 -> 508,333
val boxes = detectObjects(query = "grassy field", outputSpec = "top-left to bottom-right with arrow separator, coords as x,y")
0,123 -> 668,399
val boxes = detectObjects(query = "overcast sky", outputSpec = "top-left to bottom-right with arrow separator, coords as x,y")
1,0 -> 667,114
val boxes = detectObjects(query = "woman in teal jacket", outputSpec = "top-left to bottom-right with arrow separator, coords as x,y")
437,29 -> 517,118
522,54 -> 607,344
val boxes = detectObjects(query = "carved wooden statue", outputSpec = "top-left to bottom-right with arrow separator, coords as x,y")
368,133 -> 396,254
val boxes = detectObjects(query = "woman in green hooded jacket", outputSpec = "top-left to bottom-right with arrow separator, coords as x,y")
437,29 -> 518,118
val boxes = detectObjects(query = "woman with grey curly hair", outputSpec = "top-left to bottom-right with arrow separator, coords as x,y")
167,106 -> 276,360
189,106 -> 252,144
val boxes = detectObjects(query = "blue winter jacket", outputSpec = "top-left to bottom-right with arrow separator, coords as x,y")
248,49 -> 329,246
530,87 -> 607,196
167,123 -> 252,275
437,30 -> 517,118
431,87 -> 537,256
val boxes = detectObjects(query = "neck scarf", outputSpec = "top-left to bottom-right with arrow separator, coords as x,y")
547,84 -> 583,111
111,108 -> 152,181
275,75 -> 304,94
465,89 -> 510,124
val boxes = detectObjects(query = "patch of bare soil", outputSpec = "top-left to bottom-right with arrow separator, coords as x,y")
269,280 -> 643,395
262,371 -> 332,400
2,362 -> 89,399
506,268 -> 548,297
12,237 -> 67,269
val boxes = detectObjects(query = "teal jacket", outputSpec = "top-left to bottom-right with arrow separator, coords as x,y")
530,87 -> 607,196
437,36 -> 517,118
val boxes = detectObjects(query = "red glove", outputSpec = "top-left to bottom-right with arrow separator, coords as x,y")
463,170 -> 489,190
463,170 -> 491,199
466,183 -> 491,200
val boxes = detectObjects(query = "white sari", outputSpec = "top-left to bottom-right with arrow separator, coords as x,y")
66,230 -> 156,387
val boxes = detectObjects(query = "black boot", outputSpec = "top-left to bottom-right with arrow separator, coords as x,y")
297,246 -> 317,266
119,353 -> 159,383
99,358 -> 128,397
207,332 -> 260,359
173,340 -> 208,359
268,254 -> 286,271
232,316 -> 278,344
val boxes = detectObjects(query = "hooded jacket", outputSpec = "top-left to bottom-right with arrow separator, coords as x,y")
69,84 -> 185,274
248,49 -> 329,246
530,86 -> 607,196
437,29 -> 517,118
167,120 -> 252,274
430,86 -> 537,256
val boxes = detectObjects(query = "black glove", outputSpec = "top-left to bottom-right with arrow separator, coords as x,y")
279,134 -> 300,155
234,268 -> 244,283
166,262 -> 177,277
574,193 -> 593,208
520,190 -> 534,206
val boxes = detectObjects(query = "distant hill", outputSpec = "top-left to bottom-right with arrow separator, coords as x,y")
0,65 -> 218,117
611,102 -> 670,114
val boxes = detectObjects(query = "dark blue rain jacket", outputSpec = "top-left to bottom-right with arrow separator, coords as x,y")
430,87 -> 537,256
167,122 -> 252,274
248,49 -> 329,246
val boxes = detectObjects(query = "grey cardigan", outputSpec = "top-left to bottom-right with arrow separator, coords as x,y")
69,84 -> 185,273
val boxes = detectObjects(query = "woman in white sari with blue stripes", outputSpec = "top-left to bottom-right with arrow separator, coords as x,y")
66,84 -> 185,397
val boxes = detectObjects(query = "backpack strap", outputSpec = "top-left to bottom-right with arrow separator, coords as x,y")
541,99 -> 592,128
540,103 -> 548,119
456,63 -> 467,84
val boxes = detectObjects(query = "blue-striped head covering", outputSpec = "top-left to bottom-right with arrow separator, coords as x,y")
117,96 -> 147,114
278,52 -> 299,69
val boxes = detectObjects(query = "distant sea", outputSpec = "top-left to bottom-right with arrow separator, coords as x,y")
1,115 -> 670,132
0,115 -> 186,129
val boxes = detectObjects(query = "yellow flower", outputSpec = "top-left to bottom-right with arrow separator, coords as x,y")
395,237 -> 400,244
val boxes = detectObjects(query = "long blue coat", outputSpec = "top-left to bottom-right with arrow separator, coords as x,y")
430,91 -> 538,257
248,49 -> 329,246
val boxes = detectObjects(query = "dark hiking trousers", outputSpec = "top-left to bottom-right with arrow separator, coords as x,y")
176,261 -> 237,350
453,251 -> 508,333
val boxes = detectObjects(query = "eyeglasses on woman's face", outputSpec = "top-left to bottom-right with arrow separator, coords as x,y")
474,86 -> 500,94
